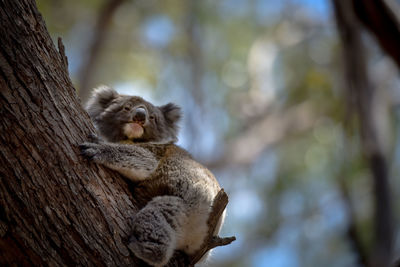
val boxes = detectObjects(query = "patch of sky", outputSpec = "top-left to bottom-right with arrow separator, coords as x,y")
303,213 -> 326,241
140,15 -> 175,48
254,0 -> 330,25
156,59 -> 183,98
188,106 -> 220,158
201,72 -> 231,153
279,190 -> 305,218
251,149 -> 278,187
276,220 -> 302,246
154,61 -> 197,151
250,243 -> 299,267
157,60 -> 225,157
203,71 -> 228,106
229,189 -> 263,223
156,62 -> 192,112
214,168 -> 248,196
65,22 -> 94,77
302,171 -> 331,196
297,0 -> 329,13
174,90 -> 194,149
318,189 -> 348,231
204,110 -> 229,156
224,168 -> 251,191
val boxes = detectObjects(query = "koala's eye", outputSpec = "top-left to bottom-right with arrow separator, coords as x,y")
149,115 -> 155,120
123,105 -> 131,111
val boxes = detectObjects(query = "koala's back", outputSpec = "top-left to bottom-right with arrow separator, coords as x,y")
132,143 -> 222,254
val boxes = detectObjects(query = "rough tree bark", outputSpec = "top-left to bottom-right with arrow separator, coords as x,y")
0,1 -> 233,266
0,0 -> 141,265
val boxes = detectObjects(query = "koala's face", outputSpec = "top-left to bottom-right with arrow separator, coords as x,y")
86,86 -> 181,143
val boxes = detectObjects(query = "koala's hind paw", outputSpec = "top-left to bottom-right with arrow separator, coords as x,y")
128,233 -> 172,267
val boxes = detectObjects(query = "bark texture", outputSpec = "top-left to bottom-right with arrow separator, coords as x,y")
0,1 -> 232,266
0,0 -> 141,265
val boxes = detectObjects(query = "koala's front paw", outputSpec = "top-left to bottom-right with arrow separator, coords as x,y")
79,142 -> 103,161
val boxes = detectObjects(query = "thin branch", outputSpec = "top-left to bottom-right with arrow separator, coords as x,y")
188,189 -> 236,266
57,37 -> 69,71
338,175 -> 369,267
164,189 -> 235,267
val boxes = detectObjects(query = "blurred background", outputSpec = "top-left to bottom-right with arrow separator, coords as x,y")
36,0 -> 400,266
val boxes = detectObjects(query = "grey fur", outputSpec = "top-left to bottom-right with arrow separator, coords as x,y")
81,87 -> 224,267
79,141 -> 158,180
86,86 -> 181,143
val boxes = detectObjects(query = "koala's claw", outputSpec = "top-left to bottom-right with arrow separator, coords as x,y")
79,142 -> 100,160
127,234 -> 139,252
127,234 -> 164,266
87,133 -> 101,143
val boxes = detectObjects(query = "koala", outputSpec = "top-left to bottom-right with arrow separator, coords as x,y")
80,86 -> 225,266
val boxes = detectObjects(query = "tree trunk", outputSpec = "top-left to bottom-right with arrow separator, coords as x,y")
0,0 -> 142,265
0,1 -> 233,266
352,0 -> 400,68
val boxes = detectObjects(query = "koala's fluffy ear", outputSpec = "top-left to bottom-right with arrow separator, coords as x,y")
86,86 -> 119,120
160,103 -> 182,125
88,86 -> 119,109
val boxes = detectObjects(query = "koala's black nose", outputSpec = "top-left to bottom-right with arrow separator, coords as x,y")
132,107 -> 147,123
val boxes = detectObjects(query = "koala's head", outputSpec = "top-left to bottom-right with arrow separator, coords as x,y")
86,86 -> 181,143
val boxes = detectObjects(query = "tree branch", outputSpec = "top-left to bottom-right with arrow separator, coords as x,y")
352,0 -> 400,68
332,0 -> 394,266
337,175 -> 369,267
188,189 -> 236,266
0,1 -> 235,266
78,0 -> 125,102
58,37 -> 69,72
165,189 -> 235,267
